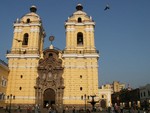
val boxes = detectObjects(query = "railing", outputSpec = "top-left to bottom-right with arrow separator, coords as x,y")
62,49 -> 99,54
6,49 -> 40,54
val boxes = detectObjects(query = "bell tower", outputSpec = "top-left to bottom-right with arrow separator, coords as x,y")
62,4 -> 99,107
6,6 -> 45,105
65,4 -> 96,51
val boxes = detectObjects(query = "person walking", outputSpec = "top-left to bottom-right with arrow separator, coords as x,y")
120,105 -> 123,113
108,106 -> 111,113
35,104 -> 39,113
62,109 -> 65,113
72,107 -> 75,113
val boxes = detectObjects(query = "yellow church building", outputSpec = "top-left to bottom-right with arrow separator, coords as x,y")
6,4 -> 99,110
0,59 -> 9,108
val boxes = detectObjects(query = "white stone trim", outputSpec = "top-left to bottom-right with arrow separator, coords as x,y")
84,54 -> 99,57
66,28 -> 75,32
9,65 -> 37,68
62,54 -> 99,58
30,28 -> 40,32
65,65 -> 86,69
84,28 -> 94,32
65,22 -> 95,26
15,96 -> 35,99
29,23 -> 41,26
75,23 -> 84,26
14,28 -> 22,33
84,22 -> 95,25
64,65 -> 98,68
65,22 -> 76,26
6,54 -> 40,58
63,96 -> 81,100
14,23 -> 41,27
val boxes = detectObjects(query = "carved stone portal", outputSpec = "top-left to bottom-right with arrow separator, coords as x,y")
35,48 -> 64,108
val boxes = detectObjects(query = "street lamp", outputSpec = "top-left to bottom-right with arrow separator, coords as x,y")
7,94 -> 15,113
84,94 -> 86,111
34,85 -> 41,105
88,95 -> 98,112
34,77 -> 41,105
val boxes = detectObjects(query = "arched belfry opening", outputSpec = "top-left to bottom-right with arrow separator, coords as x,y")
77,32 -> 83,46
26,18 -> 30,23
78,17 -> 82,23
22,33 -> 29,45
35,48 -> 64,108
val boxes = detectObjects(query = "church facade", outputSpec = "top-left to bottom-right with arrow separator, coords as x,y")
6,4 -> 99,109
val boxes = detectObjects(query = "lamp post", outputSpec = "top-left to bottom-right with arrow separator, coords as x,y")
34,85 -> 41,105
88,95 -> 98,112
34,77 -> 41,105
7,94 -> 15,113
84,94 -> 86,111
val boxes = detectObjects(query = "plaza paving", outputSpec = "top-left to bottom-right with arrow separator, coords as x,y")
0,108 -> 148,113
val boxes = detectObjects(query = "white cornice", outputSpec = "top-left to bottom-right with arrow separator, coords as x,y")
63,96 -> 82,100
84,22 -> 95,25
9,65 -> 37,68
6,54 -> 40,58
30,28 -> 40,32
14,28 -> 23,33
62,54 -> 99,58
84,28 -> 94,32
76,23 -> 84,26
15,96 -> 35,99
65,22 -> 95,26
64,65 -> 98,69
65,22 -> 76,26
14,23 -> 41,27
66,27 -> 94,32
66,28 -> 75,32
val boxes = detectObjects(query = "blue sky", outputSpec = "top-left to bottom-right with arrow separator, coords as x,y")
0,0 -> 150,88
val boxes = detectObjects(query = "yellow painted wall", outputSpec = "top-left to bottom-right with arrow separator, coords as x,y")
0,60 -> 9,107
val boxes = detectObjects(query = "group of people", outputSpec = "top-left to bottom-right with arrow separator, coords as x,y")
46,103 -> 58,113
26,104 -> 40,113
107,104 -> 124,113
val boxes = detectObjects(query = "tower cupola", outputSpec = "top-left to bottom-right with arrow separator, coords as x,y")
30,5 -> 37,13
76,4 -> 83,11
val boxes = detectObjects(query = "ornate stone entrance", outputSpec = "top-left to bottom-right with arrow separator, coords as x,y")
43,88 -> 55,107
35,48 -> 64,108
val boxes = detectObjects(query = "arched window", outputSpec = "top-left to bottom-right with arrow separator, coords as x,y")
77,32 -> 83,46
27,18 -> 30,23
49,53 -> 53,57
22,33 -> 29,45
78,17 -> 82,23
